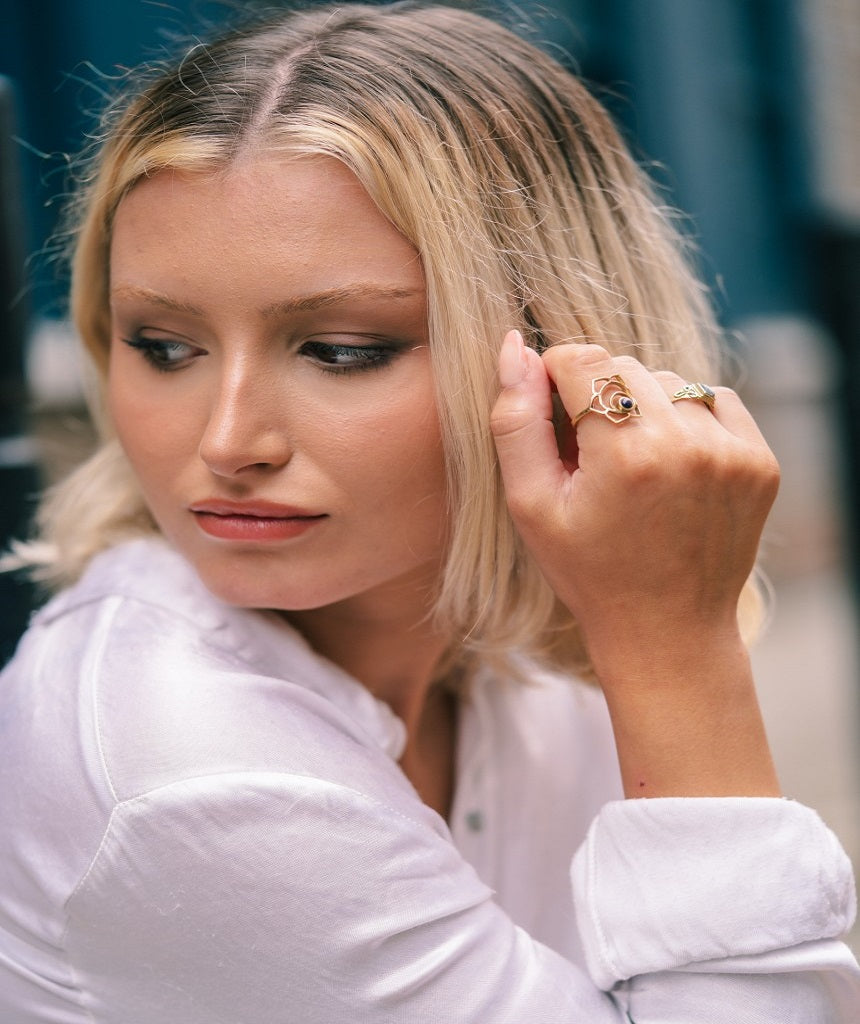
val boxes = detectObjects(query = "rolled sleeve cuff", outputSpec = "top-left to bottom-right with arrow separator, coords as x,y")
570,797 -> 857,991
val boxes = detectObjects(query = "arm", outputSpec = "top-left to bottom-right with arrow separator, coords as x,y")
64,773 -> 857,1023
64,773 -> 619,1024
488,331 -> 860,1020
490,332 -> 781,798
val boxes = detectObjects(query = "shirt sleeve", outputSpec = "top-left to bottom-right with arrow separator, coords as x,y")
64,774 -> 860,1024
571,797 -> 860,1022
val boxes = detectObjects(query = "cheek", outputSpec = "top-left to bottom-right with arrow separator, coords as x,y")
108,374 -> 191,481
109,376 -> 145,459
373,412 -> 448,542
342,393 -> 444,488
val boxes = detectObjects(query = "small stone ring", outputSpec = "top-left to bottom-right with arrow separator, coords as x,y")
671,381 -> 717,410
572,374 -> 642,426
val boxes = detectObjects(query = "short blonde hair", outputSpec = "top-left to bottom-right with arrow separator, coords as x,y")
21,2 -> 758,677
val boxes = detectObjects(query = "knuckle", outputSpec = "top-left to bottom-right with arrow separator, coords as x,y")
489,405 -> 531,439
505,490 -> 539,523
543,343 -> 609,373
622,431 -> 718,482
755,450 -> 781,494
612,354 -> 645,376
674,444 -> 719,484
574,343 -> 611,365
613,441 -> 664,484
680,444 -> 716,476
709,444 -> 780,496
653,369 -> 688,395
489,390 -> 533,438
653,369 -> 684,385
502,480 -> 547,527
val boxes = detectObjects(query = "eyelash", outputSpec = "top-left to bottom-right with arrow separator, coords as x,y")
122,335 -> 198,372
121,335 -> 401,376
298,340 -> 398,375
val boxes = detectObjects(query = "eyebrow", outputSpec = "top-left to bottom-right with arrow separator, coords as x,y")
109,283 -> 424,317
110,285 -> 204,316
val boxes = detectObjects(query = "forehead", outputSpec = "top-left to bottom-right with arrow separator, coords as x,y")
109,156 -> 425,307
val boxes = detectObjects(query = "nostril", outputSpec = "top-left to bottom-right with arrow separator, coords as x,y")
199,423 -> 292,477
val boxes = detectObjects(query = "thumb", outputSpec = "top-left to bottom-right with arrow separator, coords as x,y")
490,331 -> 568,523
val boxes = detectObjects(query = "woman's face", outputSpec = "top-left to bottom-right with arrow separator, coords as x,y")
108,155 -> 448,614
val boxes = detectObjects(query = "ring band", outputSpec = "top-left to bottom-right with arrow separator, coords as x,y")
671,382 -> 716,410
572,374 -> 641,426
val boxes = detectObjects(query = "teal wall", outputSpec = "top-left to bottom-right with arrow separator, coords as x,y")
0,0 -> 829,323
1,0 -> 217,314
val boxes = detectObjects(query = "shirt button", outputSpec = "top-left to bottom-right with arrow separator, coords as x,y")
465,810 -> 484,833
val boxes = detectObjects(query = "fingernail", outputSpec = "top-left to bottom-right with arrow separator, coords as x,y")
498,330 -> 528,387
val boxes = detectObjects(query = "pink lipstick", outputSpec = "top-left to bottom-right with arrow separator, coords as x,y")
189,500 -> 327,542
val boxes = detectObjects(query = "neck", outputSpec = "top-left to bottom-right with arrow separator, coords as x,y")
286,599 -> 450,728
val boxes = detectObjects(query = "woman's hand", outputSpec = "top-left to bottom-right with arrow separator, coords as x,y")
490,332 -> 779,657
490,331 -> 782,798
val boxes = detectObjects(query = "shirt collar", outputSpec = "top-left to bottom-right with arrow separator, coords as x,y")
37,536 -> 408,760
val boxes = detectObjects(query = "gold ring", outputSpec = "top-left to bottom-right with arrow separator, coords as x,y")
572,374 -> 641,426
671,382 -> 716,410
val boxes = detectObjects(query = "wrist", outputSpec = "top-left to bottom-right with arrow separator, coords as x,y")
586,616 -> 747,693
589,628 -> 781,799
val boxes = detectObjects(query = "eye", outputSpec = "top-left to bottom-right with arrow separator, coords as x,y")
121,334 -> 203,372
299,339 -> 399,374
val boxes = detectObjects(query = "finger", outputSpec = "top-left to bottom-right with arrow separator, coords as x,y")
708,386 -> 774,447
490,331 -> 569,518
654,372 -> 772,447
655,371 -> 715,415
542,345 -> 663,432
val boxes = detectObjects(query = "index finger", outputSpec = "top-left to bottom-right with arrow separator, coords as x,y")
541,345 -> 661,431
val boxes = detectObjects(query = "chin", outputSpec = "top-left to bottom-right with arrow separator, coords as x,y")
188,555 -> 341,612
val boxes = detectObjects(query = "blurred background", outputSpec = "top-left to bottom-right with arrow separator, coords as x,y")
1,0 -> 858,948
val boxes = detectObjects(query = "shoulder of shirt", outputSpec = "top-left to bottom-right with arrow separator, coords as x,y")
34,536 -> 242,636
31,539 -> 391,710
23,538 -> 409,799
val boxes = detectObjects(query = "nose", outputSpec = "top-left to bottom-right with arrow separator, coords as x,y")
198,365 -> 292,477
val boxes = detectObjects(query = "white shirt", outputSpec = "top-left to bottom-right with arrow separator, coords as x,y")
0,537 -> 857,1022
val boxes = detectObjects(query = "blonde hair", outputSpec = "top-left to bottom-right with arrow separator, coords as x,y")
19,2 -> 761,676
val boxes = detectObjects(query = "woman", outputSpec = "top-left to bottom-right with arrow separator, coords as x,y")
1,3 -> 857,1021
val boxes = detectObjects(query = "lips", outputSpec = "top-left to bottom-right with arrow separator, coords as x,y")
189,500 -> 327,541
190,499 -> 323,518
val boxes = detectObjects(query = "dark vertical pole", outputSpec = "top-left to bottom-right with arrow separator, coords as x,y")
0,76 -> 40,666
813,229 -> 860,602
